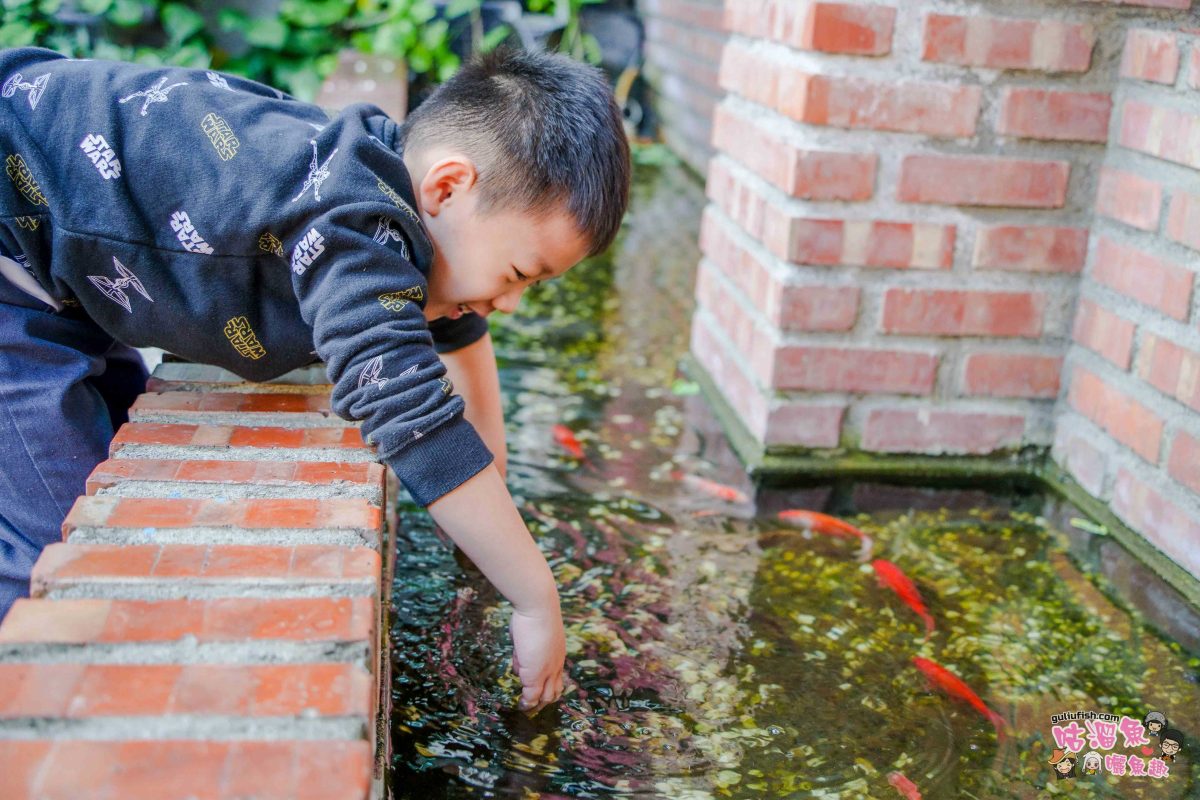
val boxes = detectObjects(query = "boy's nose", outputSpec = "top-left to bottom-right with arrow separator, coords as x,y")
492,286 -> 525,314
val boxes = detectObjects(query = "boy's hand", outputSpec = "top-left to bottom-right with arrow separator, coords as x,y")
510,602 -> 566,714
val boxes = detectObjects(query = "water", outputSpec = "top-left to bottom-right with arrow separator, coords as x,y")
388,155 -> 1200,799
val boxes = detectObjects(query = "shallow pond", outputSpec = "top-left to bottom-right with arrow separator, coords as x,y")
388,156 -> 1200,799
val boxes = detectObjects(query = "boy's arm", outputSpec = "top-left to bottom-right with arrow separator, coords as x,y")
438,330 -> 508,478
426,462 -> 565,712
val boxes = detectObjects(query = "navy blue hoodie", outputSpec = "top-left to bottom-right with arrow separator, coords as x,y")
0,47 -> 494,506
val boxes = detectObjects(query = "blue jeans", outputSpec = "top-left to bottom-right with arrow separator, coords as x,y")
0,278 -> 147,621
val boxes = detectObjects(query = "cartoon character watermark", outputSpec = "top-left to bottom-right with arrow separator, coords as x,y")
1048,709 -> 1180,783
1160,729 -> 1184,763
1048,749 -> 1077,780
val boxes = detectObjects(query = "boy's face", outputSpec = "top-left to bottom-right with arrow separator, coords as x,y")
408,150 -> 590,322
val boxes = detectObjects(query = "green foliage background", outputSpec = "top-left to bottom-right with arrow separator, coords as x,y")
0,0 -> 524,100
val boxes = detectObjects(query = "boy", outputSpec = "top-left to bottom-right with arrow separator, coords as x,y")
0,45 -> 631,715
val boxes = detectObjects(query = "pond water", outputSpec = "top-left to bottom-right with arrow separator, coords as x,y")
387,155 -> 1200,799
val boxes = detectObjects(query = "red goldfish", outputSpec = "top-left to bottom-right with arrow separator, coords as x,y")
551,424 -> 586,460
911,657 -> 1006,740
776,509 -> 874,562
887,771 -> 922,800
670,471 -> 749,504
871,559 -> 935,639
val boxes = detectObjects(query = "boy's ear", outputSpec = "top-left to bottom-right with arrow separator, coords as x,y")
417,155 -> 478,217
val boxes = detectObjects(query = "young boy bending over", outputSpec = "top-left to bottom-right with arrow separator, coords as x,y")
0,45 -> 631,714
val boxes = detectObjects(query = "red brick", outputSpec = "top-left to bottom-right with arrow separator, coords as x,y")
1119,99 -> 1200,170
63,496 -> 382,539
1137,333 -> 1200,412
0,596 -> 375,645
1120,29 -> 1180,84
789,218 -> 956,269
702,207 -> 862,333
0,662 -> 87,717
764,402 -> 846,448
795,75 -> 981,138
7,740 -> 371,800
972,225 -> 1088,273
109,422 -> 370,457
862,409 -> 1026,454
711,104 -> 877,200
693,263 -> 775,382
1166,189 -> 1200,252
646,16 -> 726,64
690,315 -> 770,441
0,662 -> 369,719
31,543 -> 379,591
1111,469 -> 1200,579
1091,236 -> 1193,321
998,88 -> 1111,143
1168,430 -> 1200,493
779,284 -> 861,332
705,157 -> 794,260
1068,366 -> 1165,463
898,154 -> 1069,208
800,2 -> 896,55
962,352 -> 1063,398
717,40 -> 777,108
1190,47 -> 1200,88
922,13 -> 1095,72
1071,298 -> 1136,369
724,0 -> 770,38
1095,166 -> 1163,231
881,289 -> 1045,338
703,205 -> 862,331
643,0 -> 725,31
1054,425 -> 1107,496
724,1 -> 896,55
772,346 -> 938,394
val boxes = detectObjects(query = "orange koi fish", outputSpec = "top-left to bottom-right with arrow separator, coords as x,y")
871,559 -> 935,639
911,657 -> 1006,740
551,424 -> 585,460
776,509 -> 874,562
887,771 -> 922,800
670,470 -> 749,504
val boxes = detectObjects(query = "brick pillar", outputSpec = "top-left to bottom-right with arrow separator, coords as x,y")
639,0 -> 729,174
688,0 -> 1200,582
693,0 -> 1116,456
1055,25 -> 1200,580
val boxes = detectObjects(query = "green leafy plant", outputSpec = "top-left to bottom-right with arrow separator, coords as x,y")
524,0 -> 605,64
0,0 -> 488,99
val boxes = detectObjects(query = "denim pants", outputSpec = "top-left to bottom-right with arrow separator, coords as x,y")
0,278 -> 147,622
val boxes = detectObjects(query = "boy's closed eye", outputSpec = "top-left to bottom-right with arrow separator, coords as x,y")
512,266 -> 542,287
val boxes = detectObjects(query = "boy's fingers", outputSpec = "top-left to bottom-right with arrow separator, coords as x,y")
520,676 -> 548,711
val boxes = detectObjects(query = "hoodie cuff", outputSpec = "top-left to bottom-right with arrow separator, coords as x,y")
382,414 -> 495,507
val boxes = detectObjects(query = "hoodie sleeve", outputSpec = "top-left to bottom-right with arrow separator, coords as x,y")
286,197 -> 495,506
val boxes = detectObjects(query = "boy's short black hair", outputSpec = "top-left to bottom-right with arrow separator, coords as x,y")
398,47 -> 631,258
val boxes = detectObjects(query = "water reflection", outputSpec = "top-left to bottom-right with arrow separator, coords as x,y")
389,159 -> 1199,799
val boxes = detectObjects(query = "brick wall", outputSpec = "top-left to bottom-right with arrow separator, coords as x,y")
680,1 -> 1200,579
0,363 -> 393,799
1055,24 -> 1200,580
639,0 -> 729,173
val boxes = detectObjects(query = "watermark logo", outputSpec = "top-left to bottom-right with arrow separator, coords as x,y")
1047,709 -> 1183,782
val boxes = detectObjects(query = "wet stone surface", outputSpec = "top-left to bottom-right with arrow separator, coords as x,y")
388,157 -> 1200,799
